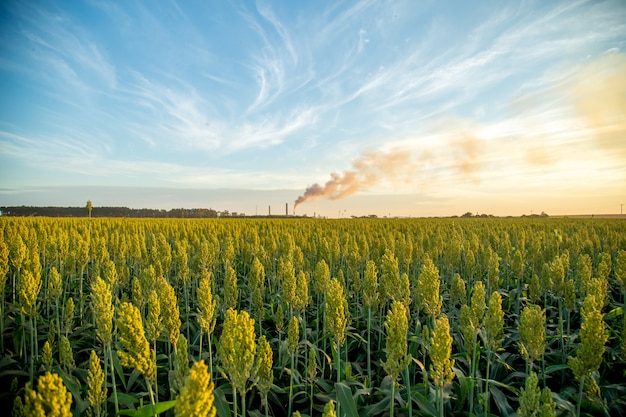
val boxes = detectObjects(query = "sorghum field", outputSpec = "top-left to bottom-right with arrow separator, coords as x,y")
1,216 -> 625,417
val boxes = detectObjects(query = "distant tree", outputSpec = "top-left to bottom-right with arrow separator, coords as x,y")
86,200 -> 93,218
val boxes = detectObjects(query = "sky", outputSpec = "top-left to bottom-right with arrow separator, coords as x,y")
1,0 -> 625,218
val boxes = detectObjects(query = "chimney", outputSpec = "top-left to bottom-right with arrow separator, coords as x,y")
286,203 -> 288,216
268,206 -> 271,216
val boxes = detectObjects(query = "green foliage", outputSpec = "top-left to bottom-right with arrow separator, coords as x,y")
568,293 -> 608,400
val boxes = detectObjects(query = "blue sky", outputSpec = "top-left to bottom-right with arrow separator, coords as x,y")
1,0 -> 625,217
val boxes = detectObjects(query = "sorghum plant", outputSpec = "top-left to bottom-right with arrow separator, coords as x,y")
415,255 -> 442,320
89,275 -> 117,414
175,360 -> 216,417
519,304 -> 546,372
197,270 -> 217,371
86,350 -> 105,417
217,308 -> 256,417
517,371 -> 556,417
483,291 -> 504,415
383,301 -> 410,417
23,372 -> 72,417
568,293 -> 608,416
256,335 -> 273,417
116,302 -> 157,411
287,315 -> 299,417
430,314 -> 455,417
362,260 -> 378,385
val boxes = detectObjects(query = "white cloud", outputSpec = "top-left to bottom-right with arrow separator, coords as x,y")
1,0 -> 625,215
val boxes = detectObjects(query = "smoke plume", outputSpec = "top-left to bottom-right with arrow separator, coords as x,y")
294,149 -> 414,210
294,135 -> 486,210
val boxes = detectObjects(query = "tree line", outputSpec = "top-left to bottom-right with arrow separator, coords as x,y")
0,206 -> 220,218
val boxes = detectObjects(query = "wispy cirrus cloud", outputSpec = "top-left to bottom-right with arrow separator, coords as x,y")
1,0 -> 625,213
13,3 -> 117,90
118,69 -> 320,154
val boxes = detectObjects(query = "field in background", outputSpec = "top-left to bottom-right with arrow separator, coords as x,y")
1,216 -> 625,416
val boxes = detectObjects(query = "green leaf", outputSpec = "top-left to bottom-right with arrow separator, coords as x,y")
126,369 -> 141,392
213,386 -> 232,417
58,368 -> 89,416
545,363 -> 570,375
456,375 -> 472,404
111,350 -> 127,389
336,381 -> 358,417
117,400 -> 175,417
115,392 -> 139,409
409,389 -> 437,416
605,306 -> 623,321
490,385 -> 514,416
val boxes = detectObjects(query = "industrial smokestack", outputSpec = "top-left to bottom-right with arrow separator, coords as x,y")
286,203 -> 288,216
268,205 -> 271,216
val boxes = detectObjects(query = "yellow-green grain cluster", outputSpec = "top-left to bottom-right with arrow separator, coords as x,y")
568,293 -> 608,399
383,301 -> 410,381
19,270 -> 41,317
175,360 -> 216,417
90,276 -> 113,345
429,314 -> 455,389
256,335 -> 274,402
116,301 -> 156,383
59,335 -> 74,372
314,260 -> 330,295
41,341 -> 53,372
218,308 -> 256,394
197,270 -> 217,335
158,276 -> 181,345
519,304 -> 546,365
145,290 -> 162,343
518,372 -> 556,417
325,278 -> 348,347
287,315 -> 300,354
23,372 -> 72,417
87,350 -> 105,417
483,291 -> 504,351
415,256 -> 442,318
450,273 -> 466,307
322,400 -> 337,417
47,267 -> 62,303
362,260 -> 379,309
